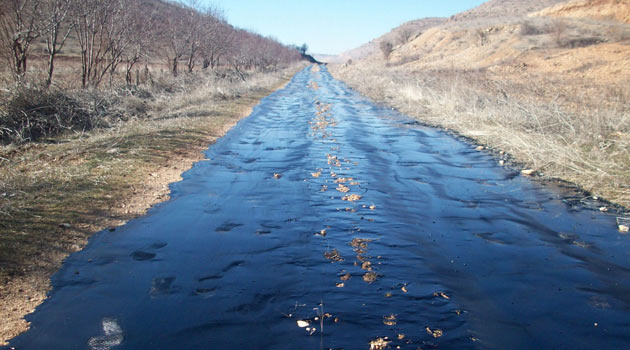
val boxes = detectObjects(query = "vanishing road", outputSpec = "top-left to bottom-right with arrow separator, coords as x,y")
7,66 -> 630,349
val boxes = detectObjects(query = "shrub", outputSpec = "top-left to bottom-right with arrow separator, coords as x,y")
520,22 -> 542,36
380,41 -> 394,59
0,86 -> 124,144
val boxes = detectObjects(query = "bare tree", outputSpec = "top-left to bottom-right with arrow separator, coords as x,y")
477,29 -> 488,46
198,9 -> 232,70
380,41 -> 393,59
71,0 -> 136,87
0,0 -> 44,80
201,20 -> 233,69
122,0 -> 156,85
159,3 -> 189,76
397,28 -> 412,45
73,0 -> 112,87
41,0 -> 74,86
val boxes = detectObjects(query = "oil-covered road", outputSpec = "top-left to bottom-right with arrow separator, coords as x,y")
7,66 -> 630,349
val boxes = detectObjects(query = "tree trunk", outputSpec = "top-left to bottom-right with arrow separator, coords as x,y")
172,57 -> 178,76
46,53 -> 55,87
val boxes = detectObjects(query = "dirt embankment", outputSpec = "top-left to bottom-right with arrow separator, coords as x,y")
0,64 -> 304,345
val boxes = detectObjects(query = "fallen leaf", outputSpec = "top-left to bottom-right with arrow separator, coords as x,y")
426,327 -> 443,338
336,184 -> 350,193
311,171 -> 321,178
340,273 -> 351,281
363,272 -> 378,283
369,337 -> 391,350
434,291 -> 450,300
342,194 -> 362,202
336,282 -> 345,288
297,320 -> 309,328
324,249 -> 343,262
383,314 -> 397,326
273,173 -> 282,179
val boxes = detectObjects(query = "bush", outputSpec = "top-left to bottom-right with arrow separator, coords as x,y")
559,37 -> 605,48
0,86 -> 124,144
520,22 -> 542,36
380,41 -> 394,59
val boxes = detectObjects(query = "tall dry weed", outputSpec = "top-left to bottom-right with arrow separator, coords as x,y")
332,63 -> 630,207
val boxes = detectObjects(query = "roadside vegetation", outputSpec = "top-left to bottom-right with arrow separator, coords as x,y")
0,0 -> 307,343
331,0 -> 630,209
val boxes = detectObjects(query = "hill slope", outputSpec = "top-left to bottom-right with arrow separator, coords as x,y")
532,0 -> 630,23
319,17 -> 446,63
332,0 -> 630,208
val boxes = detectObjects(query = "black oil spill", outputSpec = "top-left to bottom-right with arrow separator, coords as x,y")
6,66 -> 629,350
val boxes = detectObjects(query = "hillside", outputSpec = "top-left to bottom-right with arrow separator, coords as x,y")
532,0 -> 630,23
449,0 -> 567,21
331,0 -> 630,208
319,17 -> 446,63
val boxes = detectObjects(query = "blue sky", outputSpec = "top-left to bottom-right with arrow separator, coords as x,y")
205,0 -> 486,55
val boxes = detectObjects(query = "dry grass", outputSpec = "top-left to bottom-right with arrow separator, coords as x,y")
0,63 -> 305,344
331,62 -> 630,208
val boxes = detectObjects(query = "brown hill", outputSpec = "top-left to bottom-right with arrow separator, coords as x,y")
321,17 -> 446,63
332,0 -> 630,207
532,0 -> 630,24
449,0 -> 567,21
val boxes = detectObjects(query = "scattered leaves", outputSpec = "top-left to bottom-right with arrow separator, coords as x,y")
336,184 -> 350,193
426,327 -> 443,338
369,337 -> 391,350
434,292 -> 450,300
383,314 -> 397,326
342,194 -> 362,202
363,271 -> 378,283
324,249 -> 344,262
